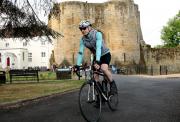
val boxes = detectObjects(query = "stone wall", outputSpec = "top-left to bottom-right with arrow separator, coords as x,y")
142,44 -> 180,74
48,0 -> 143,66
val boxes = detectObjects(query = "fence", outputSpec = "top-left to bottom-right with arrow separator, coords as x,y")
118,65 -> 172,75
0,71 -> 6,83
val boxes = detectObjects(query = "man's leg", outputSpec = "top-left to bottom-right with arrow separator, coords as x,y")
101,64 -> 112,82
101,64 -> 117,94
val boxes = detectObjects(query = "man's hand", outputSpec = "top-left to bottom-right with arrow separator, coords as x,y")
94,61 -> 100,70
73,65 -> 80,72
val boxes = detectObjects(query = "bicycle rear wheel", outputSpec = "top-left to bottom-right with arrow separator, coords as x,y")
79,81 -> 102,122
107,82 -> 119,111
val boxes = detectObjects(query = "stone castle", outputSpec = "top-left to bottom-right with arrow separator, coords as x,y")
48,0 -> 143,66
48,0 -> 180,74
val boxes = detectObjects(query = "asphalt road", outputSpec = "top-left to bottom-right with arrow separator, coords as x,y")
0,75 -> 180,122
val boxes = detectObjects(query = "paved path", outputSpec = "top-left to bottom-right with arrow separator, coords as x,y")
0,75 -> 180,122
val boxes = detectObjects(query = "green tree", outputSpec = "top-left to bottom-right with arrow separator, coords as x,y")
161,11 -> 180,47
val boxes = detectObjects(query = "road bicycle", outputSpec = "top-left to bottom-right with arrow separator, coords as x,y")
74,65 -> 119,122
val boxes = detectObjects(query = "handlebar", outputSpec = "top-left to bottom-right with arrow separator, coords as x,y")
72,65 -> 89,78
75,67 -> 84,78
73,65 -> 105,79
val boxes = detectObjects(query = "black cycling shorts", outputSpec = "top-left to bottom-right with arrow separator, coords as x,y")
94,52 -> 111,65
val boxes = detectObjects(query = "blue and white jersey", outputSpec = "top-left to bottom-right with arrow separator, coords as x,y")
77,28 -> 109,66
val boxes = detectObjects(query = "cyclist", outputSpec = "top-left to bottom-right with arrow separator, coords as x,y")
74,20 -> 117,95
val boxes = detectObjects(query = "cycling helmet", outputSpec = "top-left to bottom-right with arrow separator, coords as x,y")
79,20 -> 91,29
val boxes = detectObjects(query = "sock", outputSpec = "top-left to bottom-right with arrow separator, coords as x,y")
110,80 -> 115,84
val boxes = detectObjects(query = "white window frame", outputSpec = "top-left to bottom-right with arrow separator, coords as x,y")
28,53 -> 32,62
41,52 -> 46,57
5,43 -> 9,47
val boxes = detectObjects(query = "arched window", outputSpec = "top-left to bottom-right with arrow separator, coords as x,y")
123,53 -> 126,62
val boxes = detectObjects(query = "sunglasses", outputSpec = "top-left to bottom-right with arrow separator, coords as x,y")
79,27 -> 87,31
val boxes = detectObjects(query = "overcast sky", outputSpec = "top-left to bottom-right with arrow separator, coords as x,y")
134,0 -> 180,47
57,0 -> 180,47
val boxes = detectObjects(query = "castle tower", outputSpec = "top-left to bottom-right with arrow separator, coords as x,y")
48,0 -> 143,66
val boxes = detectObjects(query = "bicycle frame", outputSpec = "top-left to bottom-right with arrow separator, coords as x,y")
88,67 -> 110,102
75,65 -> 110,102
77,64 -> 119,122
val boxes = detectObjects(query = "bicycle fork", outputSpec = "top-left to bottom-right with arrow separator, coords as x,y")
87,82 -> 108,102
87,82 -> 97,101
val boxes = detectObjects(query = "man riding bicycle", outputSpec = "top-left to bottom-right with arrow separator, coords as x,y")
74,20 -> 117,95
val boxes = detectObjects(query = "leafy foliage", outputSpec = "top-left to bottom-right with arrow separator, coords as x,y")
0,0 -> 62,41
161,11 -> 180,47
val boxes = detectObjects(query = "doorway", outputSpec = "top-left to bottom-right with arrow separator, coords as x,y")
7,57 -> 10,66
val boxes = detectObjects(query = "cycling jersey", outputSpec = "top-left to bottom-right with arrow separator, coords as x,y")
77,28 -> 110,66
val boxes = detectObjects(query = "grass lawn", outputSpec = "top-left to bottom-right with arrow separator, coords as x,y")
0,80 -> 84,105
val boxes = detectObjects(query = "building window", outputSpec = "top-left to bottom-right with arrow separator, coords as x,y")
41,41 -> 45,45
41,52 -> 46,57
0,53 -> 1,62
23,42 -> 27,46
22,52 -> 25,61
28,53 -> 32,62
5,43 -> 9,47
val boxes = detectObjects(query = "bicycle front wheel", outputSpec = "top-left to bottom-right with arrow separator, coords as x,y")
107,82 -> 119,111
79,81 -> 102,122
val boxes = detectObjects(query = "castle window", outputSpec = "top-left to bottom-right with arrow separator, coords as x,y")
72,13 -> 74,23
123,53 -> 126,62
62,6 -> 64,14
122,40 -> 124,46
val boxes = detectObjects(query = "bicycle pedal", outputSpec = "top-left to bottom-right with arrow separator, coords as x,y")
102,101 -> 106,105
87,100 -> 95,103
93,103 -> 100,108
87,80 -> 93,84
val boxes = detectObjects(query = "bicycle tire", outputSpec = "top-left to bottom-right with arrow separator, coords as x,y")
107,82 -> 119,111
79,81 -> 102,122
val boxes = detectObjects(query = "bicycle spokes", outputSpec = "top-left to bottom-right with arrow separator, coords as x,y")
87,82 -> 96,102
79,82 -> 101,122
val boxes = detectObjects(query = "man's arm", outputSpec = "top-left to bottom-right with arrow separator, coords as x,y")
96,32 -> 102,62
77,39 -> 85,66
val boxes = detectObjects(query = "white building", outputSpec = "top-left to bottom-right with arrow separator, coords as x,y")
0,37 -> 53,70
